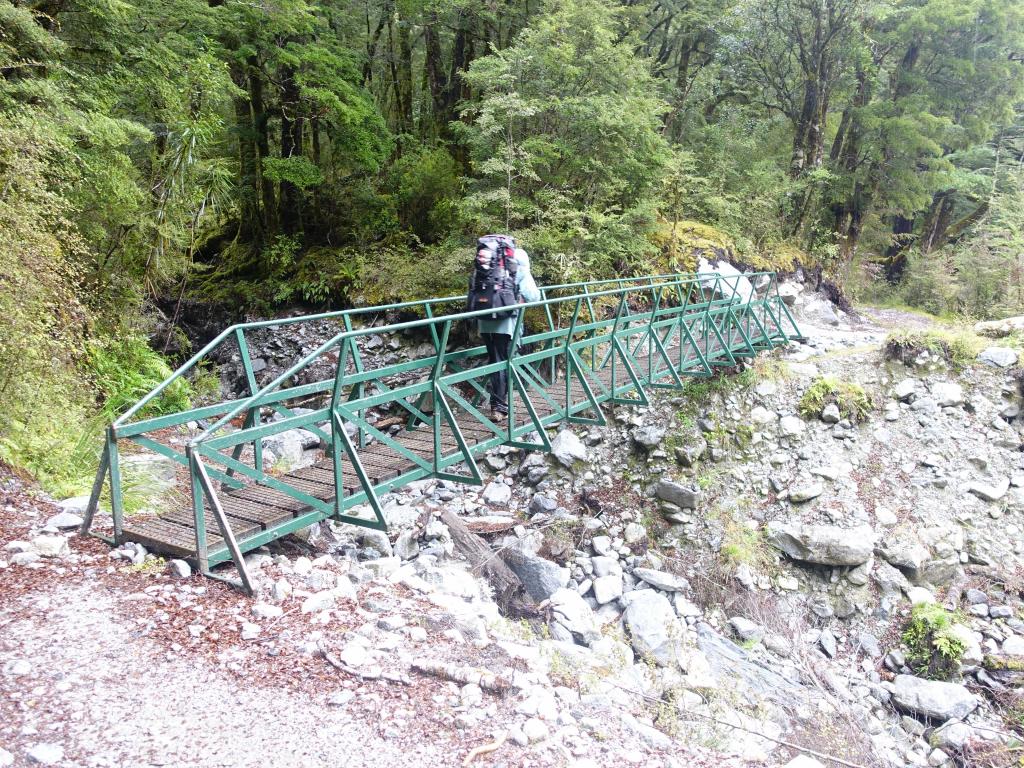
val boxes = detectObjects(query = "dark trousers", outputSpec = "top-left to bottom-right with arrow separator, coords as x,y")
482,332 -> 511,413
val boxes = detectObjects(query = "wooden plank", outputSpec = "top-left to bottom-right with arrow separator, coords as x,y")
162,507 -> 262,540
227,483 -> 307,513
122,517 -> 221,558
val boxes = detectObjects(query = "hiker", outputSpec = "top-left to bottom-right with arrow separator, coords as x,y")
467,236 -> 540,419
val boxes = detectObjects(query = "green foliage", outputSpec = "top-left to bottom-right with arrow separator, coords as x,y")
86,335 -> 191,420
902,603 -> 967,681
798,376 -> 872,422
884,327 -> 983,368
458,0 -> 670,281
719,518 -> 772,571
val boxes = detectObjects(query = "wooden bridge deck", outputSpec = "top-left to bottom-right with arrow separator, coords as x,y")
121,335 -> 718,560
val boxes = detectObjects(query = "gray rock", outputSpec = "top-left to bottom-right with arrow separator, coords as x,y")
789,482 -> 824,503
979,347 -> 1018,367
46,511 -> 83,529
894,379 -> 917,402
967,478 -> 1010,502
168,559 -> 191,579
503,550 -> 570,602
818,629 -> 837,658
31,535 -> 68,558
857,632 -> 882,658
779,415 -> 806,436
549,588 -> 600,646
695,623 -> 804,706
358,529 -> 393,557
621,589 -> 684,666
0,747 -> 11,767
821,403 -> 841,424
673,436 -> 708,467
729,616 -> 764,643
632,425 -> 666,450
892,675 -> 979,721
528,493 -> 558,516
481,481 -> 512,506
633,568 -> 689,592
26,744 -> 63,766
655,479 -> 701,510
393,530 -> 419,561
623,522 -> 647,545
550,429 -> 588,468
767,522 -> 875,566
930,382 -> 964,408
592,574 -> 623,605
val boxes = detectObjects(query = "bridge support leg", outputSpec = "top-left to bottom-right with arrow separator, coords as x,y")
193,456 -> 254,595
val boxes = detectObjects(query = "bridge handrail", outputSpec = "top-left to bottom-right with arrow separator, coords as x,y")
114,271 -> 706,428
192,271 -> 779,445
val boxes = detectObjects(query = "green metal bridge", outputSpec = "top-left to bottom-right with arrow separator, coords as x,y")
81,271 -> 802,592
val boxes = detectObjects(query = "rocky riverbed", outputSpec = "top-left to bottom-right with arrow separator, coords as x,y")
4,278 -> 1024,767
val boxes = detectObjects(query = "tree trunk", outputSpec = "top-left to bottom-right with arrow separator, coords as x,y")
248,56 -> 276,238
230,58 -> 261,243
278,64 -> 304,238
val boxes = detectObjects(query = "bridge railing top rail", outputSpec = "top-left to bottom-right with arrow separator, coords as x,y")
189,271 -> 786,446
116,269 -> 777,428
117,272 -> 711,427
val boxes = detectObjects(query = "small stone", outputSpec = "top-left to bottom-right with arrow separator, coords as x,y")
482,481 -> 512,507
240,622 -> 261,640
633,567 -> 689,592
168,559 -> 191,579
46,511 -> 83,529
592,575 -> 623,605
252,603 -> 284,620
818,629 -> 837,658
789,482 -> 824,503
623,522 -> 647,545
522,718 -> 549,743
328,690 -> 355,707
528,494 -> 558,516
31,535 -> 68,558
301,590 -> 337,614
967,478 -> 1010,502
4,659 -> 31,676
654,479 -> 700,509
729,616 -> 764,643
779,415 -> 806,436
26,744 -> 63,766
821,403 -> 841,424
591,536 -> 612,555
0,747 -> 12,767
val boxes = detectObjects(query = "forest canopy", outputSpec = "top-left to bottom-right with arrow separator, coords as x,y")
1,0 -> 1023,488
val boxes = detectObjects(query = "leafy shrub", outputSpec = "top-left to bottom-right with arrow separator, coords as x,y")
884,328 -> 983,369
797,375 -> 872,422
902,603 -> 967,680
86,335 -> 191,420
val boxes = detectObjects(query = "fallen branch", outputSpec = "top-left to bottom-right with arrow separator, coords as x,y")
410,658 -> 511,695
462,732 -> 507,766
322,647 -> 411,684
438,509 -> 536,617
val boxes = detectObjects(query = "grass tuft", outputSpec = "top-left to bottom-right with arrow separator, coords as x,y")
884,327 -> 983,369
797,375 -> 872,422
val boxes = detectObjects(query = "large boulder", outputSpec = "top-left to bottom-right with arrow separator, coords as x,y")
892,675 -> 979,722
549,430 -> 588,469
655,479 -> 701,510
548,588 -> 600,646
503,550 -> 569,603
697,257 -> 755,303
766,522 -> 876,566
978,346 -> 1018,367
621,589 -> 686,667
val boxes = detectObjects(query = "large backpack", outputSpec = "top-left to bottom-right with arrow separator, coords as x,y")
467,234 -> 520,319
